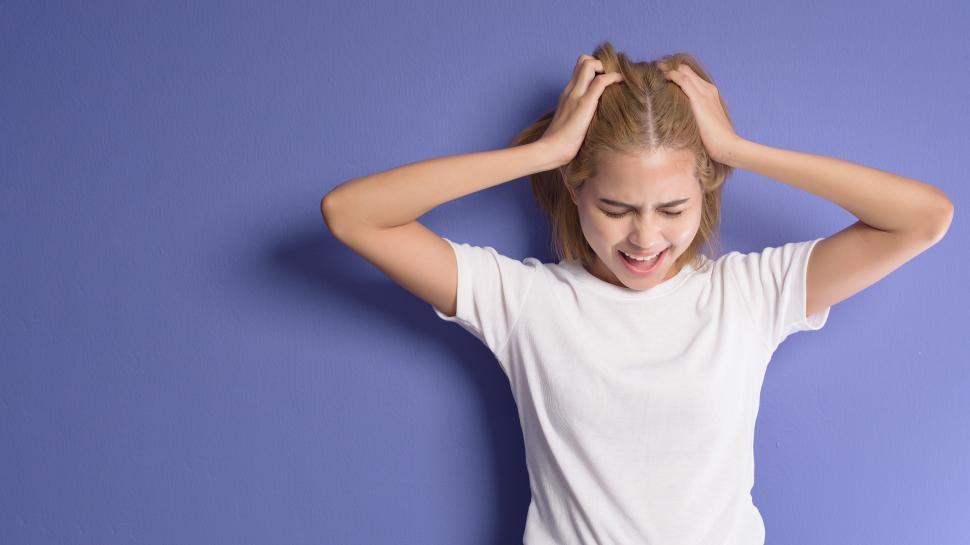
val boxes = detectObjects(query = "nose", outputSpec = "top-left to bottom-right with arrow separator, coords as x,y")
628,212 -> 666,250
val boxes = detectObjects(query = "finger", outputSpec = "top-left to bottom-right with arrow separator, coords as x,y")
569,58 -> 605,100
662,65 -> 704,97
581,71 -> 624,105
562,54 -> 596,100
679,65 -> 718,95
669,64 -> 713,96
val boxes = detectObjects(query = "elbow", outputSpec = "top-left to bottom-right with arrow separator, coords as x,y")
923,197 -> 954,245
320,191 -> 346,240
320,192 -> 335,219
934,199 -> 954,242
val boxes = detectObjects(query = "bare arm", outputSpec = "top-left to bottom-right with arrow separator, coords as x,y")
727,138 -> 952,237
323,53 -> 625,232
661,61 -> 954,323
319,55 -> 623,317
726,138 -> 953,320
318,141 -> 563,318
322,141 -> 562,235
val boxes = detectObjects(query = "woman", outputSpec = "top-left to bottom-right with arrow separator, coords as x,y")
321,42 -> 952,545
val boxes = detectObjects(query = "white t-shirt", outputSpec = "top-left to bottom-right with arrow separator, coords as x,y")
432,236 -> 831,545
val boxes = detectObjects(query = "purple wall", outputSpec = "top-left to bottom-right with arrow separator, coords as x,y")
2,1 -> 967,544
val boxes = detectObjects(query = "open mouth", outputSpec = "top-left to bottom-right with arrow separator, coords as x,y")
618,247 -> 667,274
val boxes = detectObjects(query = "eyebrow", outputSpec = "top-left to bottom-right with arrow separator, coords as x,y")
598,197 -> 690,209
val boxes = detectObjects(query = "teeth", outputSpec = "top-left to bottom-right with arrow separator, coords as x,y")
622,249 -> 662,262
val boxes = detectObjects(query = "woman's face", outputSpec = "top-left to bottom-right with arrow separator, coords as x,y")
567,148 -> 703,291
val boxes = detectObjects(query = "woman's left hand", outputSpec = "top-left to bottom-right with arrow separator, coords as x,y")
659,62 -> 745,166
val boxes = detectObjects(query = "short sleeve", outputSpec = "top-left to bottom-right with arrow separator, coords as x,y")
725,237 -> 831,352
432,237 -> 539,357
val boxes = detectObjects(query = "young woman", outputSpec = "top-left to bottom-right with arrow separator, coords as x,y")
321,42 -> 952,545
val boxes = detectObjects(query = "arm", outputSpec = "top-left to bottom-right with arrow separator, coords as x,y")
726,138 -> 953,238
323,53 -> 624,232
320,141 -> 560,318
322,142 -> 561,235
321,56 -> 621,317
724,138 -> 954,318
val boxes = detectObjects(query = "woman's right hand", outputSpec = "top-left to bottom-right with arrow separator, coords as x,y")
538,54 -> 625,167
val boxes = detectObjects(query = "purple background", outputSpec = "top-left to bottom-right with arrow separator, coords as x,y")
2,1 -> 967,544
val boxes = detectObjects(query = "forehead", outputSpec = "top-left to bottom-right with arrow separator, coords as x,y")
591,148 -> 696,194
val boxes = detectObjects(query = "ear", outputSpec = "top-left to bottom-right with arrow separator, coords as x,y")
566,183 -> 581,206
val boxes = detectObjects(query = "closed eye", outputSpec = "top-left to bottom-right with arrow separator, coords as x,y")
602,209 -> 683,218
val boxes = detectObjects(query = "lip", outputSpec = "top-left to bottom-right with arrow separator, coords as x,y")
618,247 -> 667,276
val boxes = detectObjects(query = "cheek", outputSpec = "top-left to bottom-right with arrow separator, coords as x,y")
672,215 -> 702,245
579,210 -> 612,239
591,217 -> 625,242
672,228 -> 696,246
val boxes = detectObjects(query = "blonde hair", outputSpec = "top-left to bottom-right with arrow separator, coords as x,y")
510,41 -> 736,273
